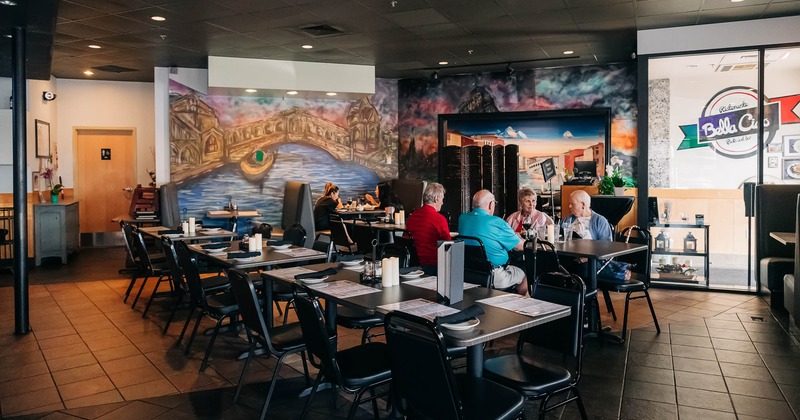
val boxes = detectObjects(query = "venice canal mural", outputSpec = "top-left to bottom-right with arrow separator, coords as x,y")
169,79 -> 398,228
398,63 -> 638,182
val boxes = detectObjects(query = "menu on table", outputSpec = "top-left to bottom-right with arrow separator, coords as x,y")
266,266 -> 314,282
477,294 -> 569,317
309,281 -> 381,299
377,298 -> 459,321
274,248 -> 322,257
404,276 -> 479,291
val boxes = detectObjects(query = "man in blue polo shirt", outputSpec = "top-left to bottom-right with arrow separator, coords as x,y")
458,190 -> 528,295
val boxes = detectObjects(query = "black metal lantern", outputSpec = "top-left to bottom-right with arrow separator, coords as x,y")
683,232 -> 697,253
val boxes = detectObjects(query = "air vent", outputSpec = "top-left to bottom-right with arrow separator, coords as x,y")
299,24 -> 343,37
714,63 -> 767,72
92,65 -> 137,73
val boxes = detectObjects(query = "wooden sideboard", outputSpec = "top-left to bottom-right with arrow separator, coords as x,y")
34,200 -> 80,266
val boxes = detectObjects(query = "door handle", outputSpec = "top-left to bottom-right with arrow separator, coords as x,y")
122,187 -> 134,192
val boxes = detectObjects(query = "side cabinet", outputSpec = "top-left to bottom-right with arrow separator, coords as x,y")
34,201 -> 80,266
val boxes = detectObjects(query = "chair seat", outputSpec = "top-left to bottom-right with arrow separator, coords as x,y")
206,293 -> 239,316
457,374 -> 525,420
336,306 -> 382,328
597,277 -> 646,292
201,275 -> 230,293
337,342 -> 392,389
483,354 -> 573,397
269,322 -> 306,352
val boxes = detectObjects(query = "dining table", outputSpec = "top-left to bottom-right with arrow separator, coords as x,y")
206,209 -> 260,233
187,240 -> 328,271
770,231 -> 796,246
548,238 -> 648,342
139,225 -> 236,242
260,262 -> 571,378
335,208 -> 386,219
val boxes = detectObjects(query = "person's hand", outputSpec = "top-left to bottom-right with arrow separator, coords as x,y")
577,257 -> 588,264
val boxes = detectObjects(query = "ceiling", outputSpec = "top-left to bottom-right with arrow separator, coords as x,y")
2,0 -> 800,82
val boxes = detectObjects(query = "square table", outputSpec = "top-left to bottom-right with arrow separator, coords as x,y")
260,262 -> 571,378
188,241 -> 328,271
548,239 -> 648,342
140,225 -> 236,242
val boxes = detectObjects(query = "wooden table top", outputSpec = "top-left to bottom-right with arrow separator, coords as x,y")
140,226 -> 235,241
770,231 -> 796,246
189,241 -> 327,269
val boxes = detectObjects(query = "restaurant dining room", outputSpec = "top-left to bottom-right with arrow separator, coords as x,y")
3,1 -> 800,419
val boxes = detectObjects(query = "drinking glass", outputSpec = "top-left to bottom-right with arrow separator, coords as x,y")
552,224 -> 561,242
563,224 -> 574,242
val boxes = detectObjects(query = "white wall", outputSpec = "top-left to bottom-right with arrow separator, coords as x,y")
55,78 -> 155,187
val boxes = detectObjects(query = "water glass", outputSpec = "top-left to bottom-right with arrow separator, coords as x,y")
552,224 -> 561,242
563,224 -> 574,242
363,260 -> 375,282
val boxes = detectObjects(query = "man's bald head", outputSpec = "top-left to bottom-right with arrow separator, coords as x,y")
473,189 -> 495,211
568,189 -> 592,217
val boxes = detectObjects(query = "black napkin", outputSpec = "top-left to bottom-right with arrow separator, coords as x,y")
338,254 -> 363,262
295,268 -> 338,280
227,251 -> 260,259
434,305 -> 485,326
399,266 -> 422,275
201,242 -> 230,250
158,229 -> 182,235
364,217 -> 382,223
267,240 -> 290,246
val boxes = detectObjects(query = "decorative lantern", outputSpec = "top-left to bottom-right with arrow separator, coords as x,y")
655,230 -> 667,253
684,232 -> 697,253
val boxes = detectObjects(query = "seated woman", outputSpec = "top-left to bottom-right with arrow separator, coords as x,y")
365,181 -> 404,210
314,184 -> 342,230
506,187 -> 553,236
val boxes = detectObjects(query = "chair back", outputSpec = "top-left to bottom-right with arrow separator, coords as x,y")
227,269 -> 277,353
174,241 -> 210,308
283,223 -> 307,247
453,235 -> 494,288
351,219 -> 375,256
395,233 -> 420,267
793,195 -> 800,321
161,237 -> 186,294
129,225 -> 156,271
519,275 -> 586,378
252,222 -> 273,239
379,243 -> 410,268
385,311 -> 463,419
120,221 -> 139,264
159,182 -> 181,228
312,238 -> 334,262
617,226 -> 652,285
328,216 -> 354,253
292,286 -> 345,385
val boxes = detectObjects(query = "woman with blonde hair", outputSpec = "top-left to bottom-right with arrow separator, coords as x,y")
505,187 -> 552,235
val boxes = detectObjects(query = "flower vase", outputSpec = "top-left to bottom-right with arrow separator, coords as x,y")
613,187 -> 625,196
51,194 -> 59,203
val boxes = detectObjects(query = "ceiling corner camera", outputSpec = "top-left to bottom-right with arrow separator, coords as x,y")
42,91 -> 56,101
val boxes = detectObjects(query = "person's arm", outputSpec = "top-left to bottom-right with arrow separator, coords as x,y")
435,215 -> 451,241
335,198 -> 343,209
365,194 -> 378,206
498,219 -> 525,251
593,214 -> 613,241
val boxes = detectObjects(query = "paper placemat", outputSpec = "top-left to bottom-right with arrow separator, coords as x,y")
477,295 -> 569,317
403,276 -> 479,291
311,281 -> 381,299
274,248 -> 323,257
267,267 -> 315,282
377,298 -> 459,321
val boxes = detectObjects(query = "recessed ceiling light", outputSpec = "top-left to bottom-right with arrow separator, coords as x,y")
301,44 -> 313,49
326,92 -> 337,96
83,70 -> 94,76
3,34 -> 11,38
0,0 -> 18,6
150,15 -> 166,22
563,50 -> 574,55
245,88 -> 257,93
287,91 -> 298,95
438,61 -> 449,65
730,0 -> 744,2
88,44 -> 101,49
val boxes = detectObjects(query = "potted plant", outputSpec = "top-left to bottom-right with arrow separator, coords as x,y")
50,183 -> 63,203
598,156 -> 635,196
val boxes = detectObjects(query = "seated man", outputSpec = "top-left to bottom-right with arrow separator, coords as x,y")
562,190 -> 612,241
405,183 -> 451,274
457,190 -> 528,295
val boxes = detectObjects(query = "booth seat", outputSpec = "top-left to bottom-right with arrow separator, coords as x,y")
756,185 -> 800,309
390,179 -> 426,214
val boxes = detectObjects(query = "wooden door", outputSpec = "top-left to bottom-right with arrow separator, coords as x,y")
75,128 -> 136,233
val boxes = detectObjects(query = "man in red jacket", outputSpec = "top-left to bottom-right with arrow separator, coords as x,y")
405,183 -> 451,274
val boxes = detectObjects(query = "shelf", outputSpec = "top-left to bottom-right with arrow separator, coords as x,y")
653,249 -> 706,256
651,223 -> 707,228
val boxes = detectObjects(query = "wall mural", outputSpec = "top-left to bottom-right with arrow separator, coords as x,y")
168,79 -> 398,227
398,63 -> 638,182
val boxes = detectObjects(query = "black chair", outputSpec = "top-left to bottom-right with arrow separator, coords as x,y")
482,275 -> 589,420
351,219 -> 376,257
273,236 -> 335,326
159,237 -> 229,335
128,225 -> 171,310
454,235 -> 495,289
523,239 -> 563,296
174,241 -> 240,372
293,286 -> 392,419
395,232 -> 420,267
379,242 -> 410,268
329,215 -> 357,254
228,269 -> 309,420
283,222 -> 307,247
385,311 -> 525,420
597,226 -> 660,341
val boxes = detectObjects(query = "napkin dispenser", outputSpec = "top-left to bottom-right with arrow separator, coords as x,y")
436,240 -> 464,305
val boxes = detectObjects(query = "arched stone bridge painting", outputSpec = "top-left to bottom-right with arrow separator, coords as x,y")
169,90 -> 397,184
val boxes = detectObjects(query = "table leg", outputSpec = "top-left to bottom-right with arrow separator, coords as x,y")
587,258 -> 624,344
466,345 -> 483,378
230,216 -> 238,235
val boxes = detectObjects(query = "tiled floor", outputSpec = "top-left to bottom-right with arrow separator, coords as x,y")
1,247 -> 799,419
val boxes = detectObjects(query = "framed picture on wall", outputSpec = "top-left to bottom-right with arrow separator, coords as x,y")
783,158 -> 800,180
768,142 -> 783,154
783,135 -> 800,157
35,120 -> 51,158
768,156 -> 779,168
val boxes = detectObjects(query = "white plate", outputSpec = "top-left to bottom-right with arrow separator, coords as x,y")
440,318 -> 480,331
399,270 -> 424,279
787,163 -> 800,179
270,244 -> 292,250
201,227 -> 221,232
164,233 -> 183,238
298,276 -> 328,284
342,260 -> 364,266
206,247 -> 228,254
